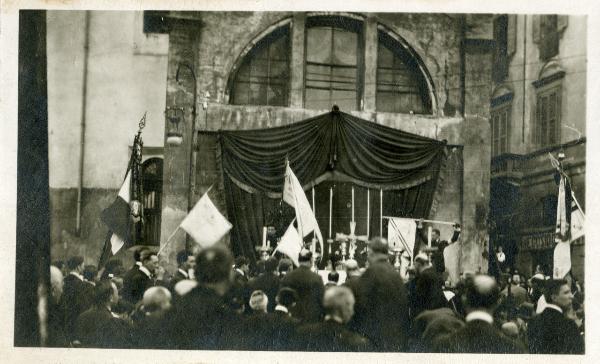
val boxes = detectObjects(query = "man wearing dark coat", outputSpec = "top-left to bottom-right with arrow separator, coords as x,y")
296,286 -> 371,352
432,274 -> 525,353
414,222 -> 461,274
280,249 -> 324,323
248,257 -> 281,312
74,280 -> 130,348
122,250 -> 159,304
158,245 -> 243,350
169,249 -> 195,291
527,279 -> 584,354
348,238 -> 410,352
62,256 -> 94,341
409,253 -> 449,320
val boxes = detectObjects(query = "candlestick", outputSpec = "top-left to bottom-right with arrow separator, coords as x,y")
329,187 -> 333,238
262,226 -> 267,248
351,186 -> 355,222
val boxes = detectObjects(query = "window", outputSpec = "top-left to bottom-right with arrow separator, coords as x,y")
229,16 -> 435,114
539,15 -> 559,60
231,26 -> 290,106
493,15 -> 509,83
536,86 -> 561,147
491,102 -> 511,157
304,17 -> 362,111
541,195 -> 558,227
376,32 -> 432,114
140,158 -> 163,246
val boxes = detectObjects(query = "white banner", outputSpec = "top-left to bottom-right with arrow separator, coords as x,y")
387,217 -> 417,257
180,193 -> 232,248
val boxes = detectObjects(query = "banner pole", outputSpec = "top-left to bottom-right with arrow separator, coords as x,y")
382,216 -> 456,226
157,226 -> 181,256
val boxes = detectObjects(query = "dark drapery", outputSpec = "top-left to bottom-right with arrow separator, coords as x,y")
204,110 -> 449,263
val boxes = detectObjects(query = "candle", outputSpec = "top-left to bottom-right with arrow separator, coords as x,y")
312,186 -> 315,213
262,226 -> 267,248
351,186 -> 355,222
366,189 -> 370,238
380,189 -> 383,236
329,187 -> 333,238
427,226 -> 432,248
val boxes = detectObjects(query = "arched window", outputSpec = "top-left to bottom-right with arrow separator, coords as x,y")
376,31 -> 432,114
229,16 -> 435,114
230,25 -> 290,106
141,158 -> 163,246
304,16 -> 363,111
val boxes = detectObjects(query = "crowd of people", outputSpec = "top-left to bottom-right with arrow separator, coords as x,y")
46,237 -> 584,353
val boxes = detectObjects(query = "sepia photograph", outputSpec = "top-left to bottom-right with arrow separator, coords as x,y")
2,0 -> 597,362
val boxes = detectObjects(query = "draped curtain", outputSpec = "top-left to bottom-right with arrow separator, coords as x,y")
203,110 -> 448,263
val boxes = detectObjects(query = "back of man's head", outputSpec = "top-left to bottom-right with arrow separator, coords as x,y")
344,259 -> 359,275
276,287 -> 298,308
143,286 -> 172,313
369,237 -> 389,255
83,265 -> 97,282
94,280 -> 116,306
176,250 -> 190,267
323,286 -> 355,324
104,258 -> 124,276
67,256 -> 84,271
249,290 -> 268,313
298,249 -> 312,265
264,257 -> 278,273
464,274 -> 500,310
195,245 -> 233,284
278,258 -> 293,275
328,271 -> 340,283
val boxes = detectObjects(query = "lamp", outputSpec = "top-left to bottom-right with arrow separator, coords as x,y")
165,106 -> 184,146
165,62 -> 197,147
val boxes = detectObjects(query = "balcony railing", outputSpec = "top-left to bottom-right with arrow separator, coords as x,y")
491,138 -> 586,180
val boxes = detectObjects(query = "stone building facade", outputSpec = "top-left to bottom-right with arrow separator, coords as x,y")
487,15 -> 586,280
48,11 -> 500,282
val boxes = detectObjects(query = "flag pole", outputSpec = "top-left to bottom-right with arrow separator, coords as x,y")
571,190 -> 585,218
157,226 -> 181,256
382,216 -> 456,226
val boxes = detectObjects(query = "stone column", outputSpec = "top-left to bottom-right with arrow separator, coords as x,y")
160,18 -> 201,271
459,37 -> 494,274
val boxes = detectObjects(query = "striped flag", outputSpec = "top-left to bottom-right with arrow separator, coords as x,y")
283,162 -> 323,252
551,153 -> 585,278
99,170 -> 133,265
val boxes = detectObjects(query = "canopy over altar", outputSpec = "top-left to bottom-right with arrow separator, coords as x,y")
200,109 -> 454,263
